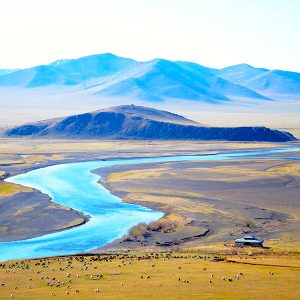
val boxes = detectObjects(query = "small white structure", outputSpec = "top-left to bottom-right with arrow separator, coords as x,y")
235,235 -> 264,247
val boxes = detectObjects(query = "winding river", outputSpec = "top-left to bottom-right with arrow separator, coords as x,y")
0,146 -> 299,261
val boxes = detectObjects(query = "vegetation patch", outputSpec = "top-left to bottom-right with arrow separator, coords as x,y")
0,182 -> 32,196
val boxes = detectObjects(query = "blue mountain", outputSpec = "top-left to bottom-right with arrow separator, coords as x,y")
0,54 -> 299,102
0,53 -> 137,88
216,64 -> 300,98
0,69 -> 19,76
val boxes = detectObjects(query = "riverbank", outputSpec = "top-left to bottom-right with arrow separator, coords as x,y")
93,150 -> 300,252
0,139 -> 299,244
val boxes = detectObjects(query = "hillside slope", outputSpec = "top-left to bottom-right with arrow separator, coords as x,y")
5,105 -> 296,142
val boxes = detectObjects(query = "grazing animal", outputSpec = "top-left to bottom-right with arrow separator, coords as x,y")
209,280 -> 212,284
270,272 -> 274,275
75,289 -> 80,293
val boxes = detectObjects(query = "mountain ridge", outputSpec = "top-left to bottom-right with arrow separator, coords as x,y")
2,53 -> 299,103
5,105 -> 296,142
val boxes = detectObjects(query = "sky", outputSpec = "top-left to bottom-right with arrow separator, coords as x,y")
0,0 -> 299,71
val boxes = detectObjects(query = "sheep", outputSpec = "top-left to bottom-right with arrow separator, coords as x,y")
10,294 -> 14,298
75,289 -> 80,293
94,288 -> 100,293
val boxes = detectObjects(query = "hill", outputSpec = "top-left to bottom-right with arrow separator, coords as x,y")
5,105 -> 296,142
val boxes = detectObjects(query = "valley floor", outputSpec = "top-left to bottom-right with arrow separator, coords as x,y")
0,139 -> 300,299
0,139 -> 299,246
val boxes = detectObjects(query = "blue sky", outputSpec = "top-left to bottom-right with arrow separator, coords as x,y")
0,0 -> 299,71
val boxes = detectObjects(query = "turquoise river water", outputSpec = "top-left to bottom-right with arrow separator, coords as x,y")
1,146 -> 299,261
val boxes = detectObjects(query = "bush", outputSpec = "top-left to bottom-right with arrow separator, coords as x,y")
125,213 -> 185,241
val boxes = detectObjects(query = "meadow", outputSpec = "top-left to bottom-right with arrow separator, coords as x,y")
0,247 -> 299,300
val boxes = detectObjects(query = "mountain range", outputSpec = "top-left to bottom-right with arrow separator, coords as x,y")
1,53 -> 300,103
6,105 -> 296,142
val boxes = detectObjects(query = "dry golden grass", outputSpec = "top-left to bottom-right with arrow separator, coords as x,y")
106,168 -> 169,183
267,163 -> 300,177
124,193 -> 217,215
0,251 -> 299,300
13,206 -> 36,217
125,188 -> 204,198
0,138 -> 289,155
0,182 -> 32,197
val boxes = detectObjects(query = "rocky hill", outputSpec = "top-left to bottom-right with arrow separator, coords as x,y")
5,105 -> 296,142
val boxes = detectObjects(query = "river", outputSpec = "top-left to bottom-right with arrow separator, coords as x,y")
1,146 -> 299,261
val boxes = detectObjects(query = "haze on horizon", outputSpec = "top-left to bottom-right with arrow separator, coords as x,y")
0,0 -> 300,72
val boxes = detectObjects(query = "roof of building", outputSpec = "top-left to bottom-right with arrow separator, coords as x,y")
235,236 -> 264,243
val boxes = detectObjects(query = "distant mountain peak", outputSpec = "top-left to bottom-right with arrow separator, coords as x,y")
0,53 -> 299,101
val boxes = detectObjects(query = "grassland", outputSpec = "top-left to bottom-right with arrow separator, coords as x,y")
0,248 -> 299,300
0,181 -> 32,197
